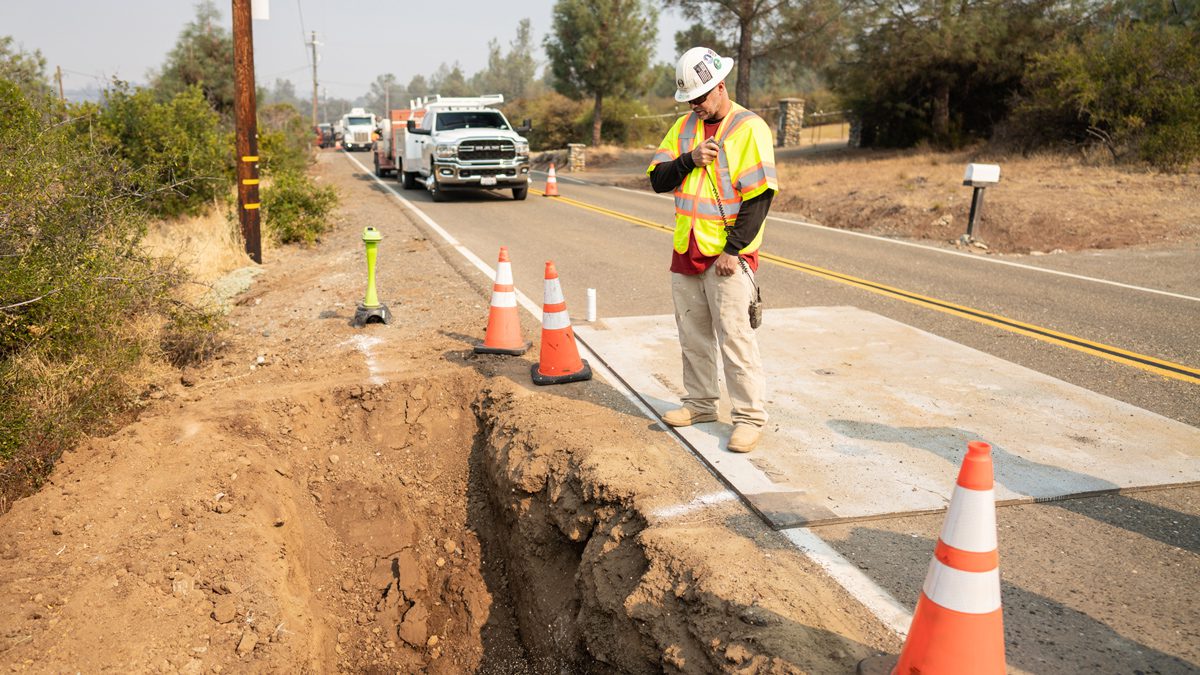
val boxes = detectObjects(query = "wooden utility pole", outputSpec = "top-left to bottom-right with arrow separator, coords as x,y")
232,0 -> 262,264
54,66 -> 66,119
308,31 -> 320,127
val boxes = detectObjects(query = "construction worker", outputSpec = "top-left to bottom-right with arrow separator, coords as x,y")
647,47 -> 778,453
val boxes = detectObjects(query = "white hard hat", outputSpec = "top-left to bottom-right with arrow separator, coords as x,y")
674,47 -> 734,103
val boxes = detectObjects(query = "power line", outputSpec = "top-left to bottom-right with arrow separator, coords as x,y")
296,0 -> 310,68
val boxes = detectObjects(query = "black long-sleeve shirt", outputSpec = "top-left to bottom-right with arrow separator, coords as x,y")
649,151 -> 774,255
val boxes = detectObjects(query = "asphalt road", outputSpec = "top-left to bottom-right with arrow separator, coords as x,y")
338,150 -> 1199,673
349,154 -> 1198,426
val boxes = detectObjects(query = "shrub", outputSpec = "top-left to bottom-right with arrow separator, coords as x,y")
83,82 -> 234,218
259,102 -> 316,176
0,80 -> 221,506
261,170 -> 338,245
1010,21 -> 1200,169
503,92 -> 588,150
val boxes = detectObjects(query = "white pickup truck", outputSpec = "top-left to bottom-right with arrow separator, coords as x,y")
397,95 -> 532,201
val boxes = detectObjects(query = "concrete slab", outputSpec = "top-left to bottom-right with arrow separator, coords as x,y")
575,307 -> 1200,528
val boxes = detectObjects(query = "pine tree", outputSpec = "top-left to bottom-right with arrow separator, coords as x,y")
151,0 -> 235,117
544,0 -> 658,147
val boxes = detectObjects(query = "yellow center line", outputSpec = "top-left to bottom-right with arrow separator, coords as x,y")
532,188 -> 1199,384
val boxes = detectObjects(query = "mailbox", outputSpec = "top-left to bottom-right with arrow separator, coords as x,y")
963,163 -> 1001,187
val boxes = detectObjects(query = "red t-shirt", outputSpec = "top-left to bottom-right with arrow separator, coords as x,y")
670,119 -> 759,275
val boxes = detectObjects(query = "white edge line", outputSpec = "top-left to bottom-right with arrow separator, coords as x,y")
606,185 -> 1199,303
783,528 -> 913,636
347,151 -> 912,636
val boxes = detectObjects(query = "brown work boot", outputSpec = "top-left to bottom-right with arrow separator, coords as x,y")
661,407 -> 718,427
727,424 -> 762,453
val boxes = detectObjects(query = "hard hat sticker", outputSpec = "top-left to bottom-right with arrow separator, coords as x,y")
693,62 -> 713,84
713,57 -> 723,69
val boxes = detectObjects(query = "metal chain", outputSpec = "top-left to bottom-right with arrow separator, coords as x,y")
705,165 -> 759,295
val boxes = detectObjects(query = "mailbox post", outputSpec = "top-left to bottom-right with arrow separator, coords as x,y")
962,163 -> 1001,246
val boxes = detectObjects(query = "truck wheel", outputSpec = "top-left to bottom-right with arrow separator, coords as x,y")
401,170 -> 418,189
429,163 -> 447,202
512,186 -> 528,201
373,154 -> 382,177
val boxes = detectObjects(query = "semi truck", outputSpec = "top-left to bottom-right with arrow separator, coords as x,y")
339,108 -> 377,152
391,94 -> 532,201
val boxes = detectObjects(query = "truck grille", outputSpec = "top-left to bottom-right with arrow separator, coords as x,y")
353,132 -> 369,143
459,168 -> 513,178
458,139 -> 515,161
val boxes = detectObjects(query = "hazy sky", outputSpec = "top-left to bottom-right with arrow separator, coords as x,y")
0,1 -> 691,101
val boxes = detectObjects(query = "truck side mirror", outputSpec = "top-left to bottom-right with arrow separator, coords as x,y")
406,119 -> 417,132
516,118 -> 533,134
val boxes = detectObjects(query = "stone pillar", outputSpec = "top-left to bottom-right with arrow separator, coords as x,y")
848,117 -> 863,148
777,98 -> 805,147
566,143 -> 586,172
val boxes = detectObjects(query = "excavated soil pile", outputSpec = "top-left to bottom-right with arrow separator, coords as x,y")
0,154 -> 894,673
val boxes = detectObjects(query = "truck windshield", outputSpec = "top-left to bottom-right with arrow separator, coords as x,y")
346,117 -> 373,126
435,112 -> 509,131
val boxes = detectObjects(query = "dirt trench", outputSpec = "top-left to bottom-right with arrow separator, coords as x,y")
0,361 -> 893,674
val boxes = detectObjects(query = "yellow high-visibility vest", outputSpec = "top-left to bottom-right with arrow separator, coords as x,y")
646,102 -> 778,257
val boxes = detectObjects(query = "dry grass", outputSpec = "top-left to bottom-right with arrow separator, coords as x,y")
774,147 -> 1200,252
556,139 -> 1199,254
140,205 -> 259,304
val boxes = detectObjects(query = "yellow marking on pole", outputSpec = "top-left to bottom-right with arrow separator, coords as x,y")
243,203 -> 261,210
241,155 -> 259,162
242,178 -> 259,185
535,189 -> 1199,384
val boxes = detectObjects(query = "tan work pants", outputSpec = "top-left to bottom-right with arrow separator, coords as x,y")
671,266 -> 767,427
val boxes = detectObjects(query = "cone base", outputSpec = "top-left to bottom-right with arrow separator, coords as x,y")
542,193 -> 559,197
531,360 -> 592,386
856,654 -> 898,675
474,342 -> 530,356
352,304 -> 391,327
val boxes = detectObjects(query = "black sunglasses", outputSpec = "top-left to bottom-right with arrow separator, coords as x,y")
689,84 -> 719,106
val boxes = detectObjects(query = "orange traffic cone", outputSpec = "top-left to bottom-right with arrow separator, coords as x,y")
858,440 -> 1005,675
543,162 -> 560,197
475,247 -> 529,356
531,261 -> 591,385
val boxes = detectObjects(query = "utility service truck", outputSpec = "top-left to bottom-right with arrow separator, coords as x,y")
372,108 -> 425,178
340,107 -> 377,152
390,94 -> 532,201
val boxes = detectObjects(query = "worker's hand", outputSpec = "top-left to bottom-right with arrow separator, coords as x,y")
715,252 -> 738,276
691,138 -> 719,168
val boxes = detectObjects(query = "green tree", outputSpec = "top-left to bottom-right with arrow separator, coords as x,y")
151,0 -> 235,117
407,74 -> 430,101
668,0 -> 841,105
430,63 -> 470,97
835,0 -> 1074,147
365,73 -> 405,116
545,0 -> 658,146
261,78 -> 305,110
0,36 -> 51,103
473,19 -> 540,101
1013,18 -> 1200,168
